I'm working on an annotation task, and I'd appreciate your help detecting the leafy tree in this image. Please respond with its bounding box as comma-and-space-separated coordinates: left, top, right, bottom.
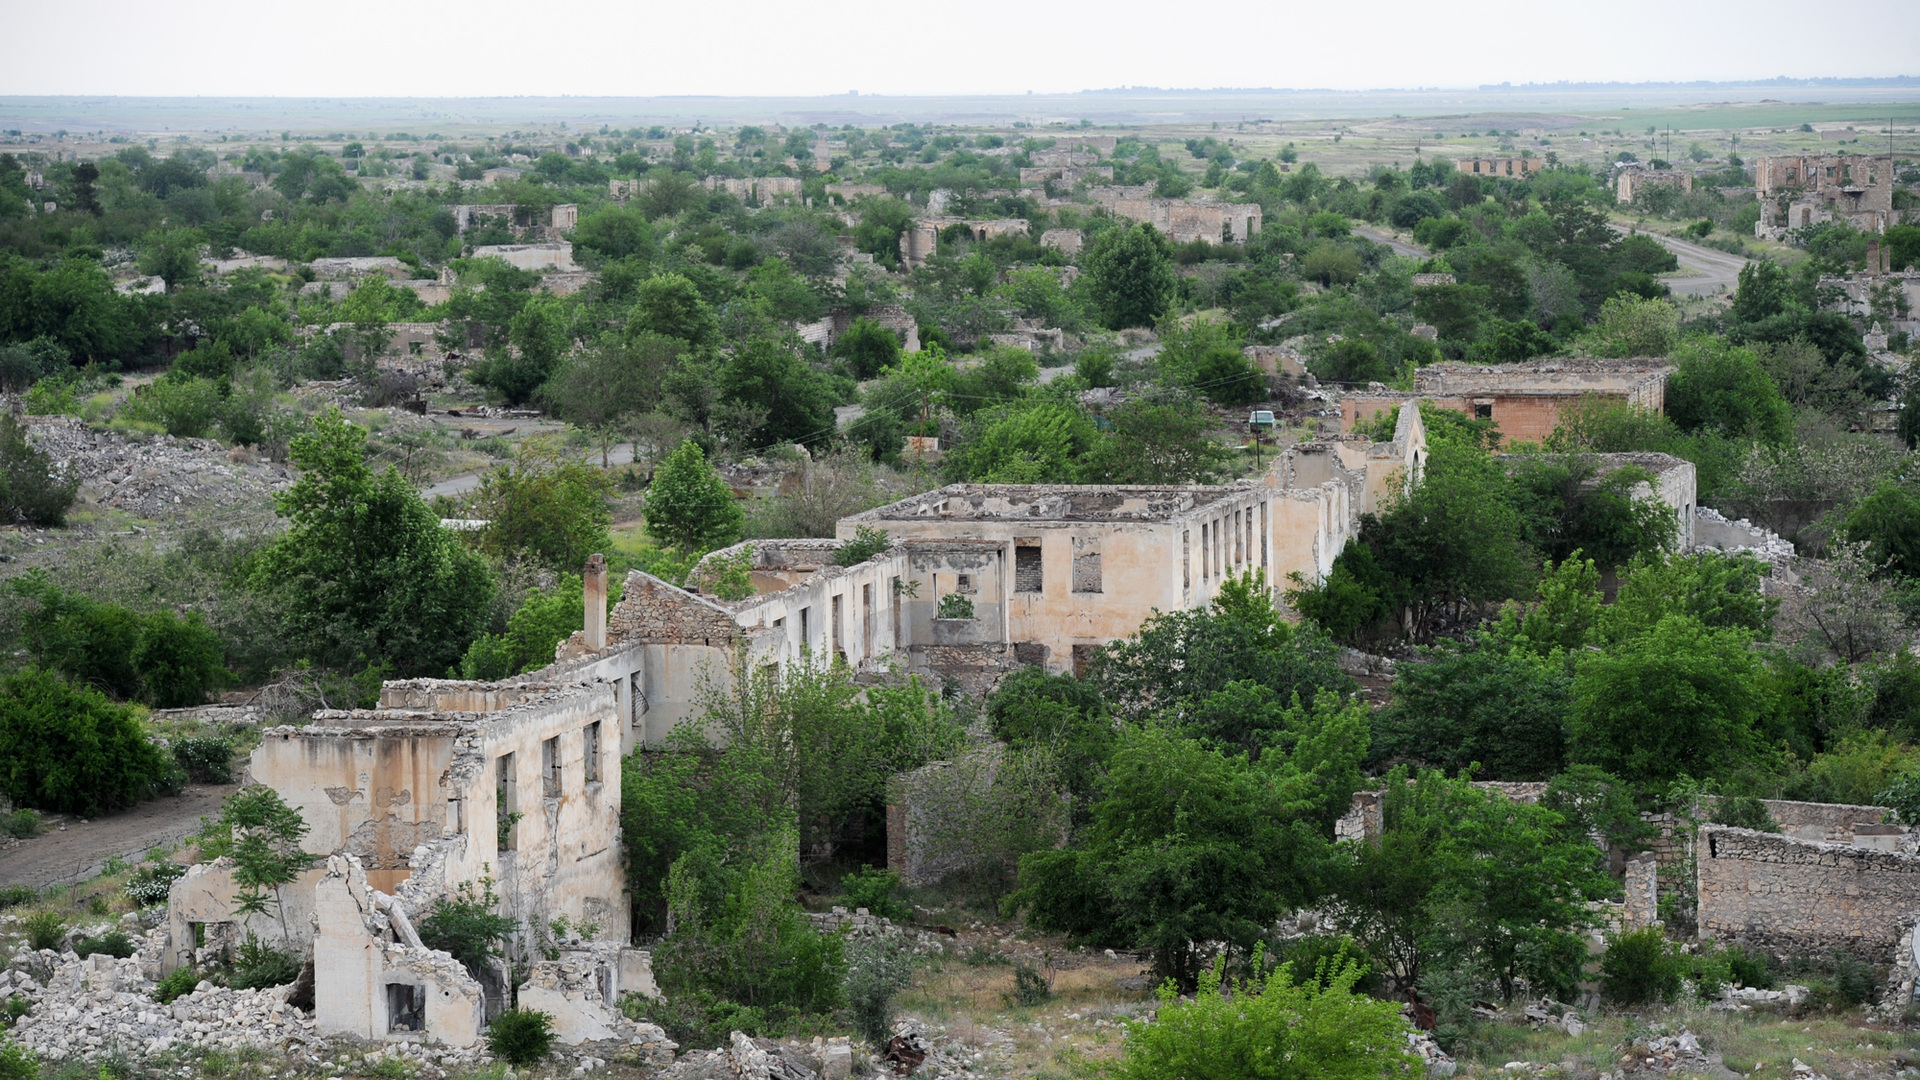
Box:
538, 337, 669, 465
471, 438, 614, 573
1082, 392, 1232, 484
209, 787, 315, 937
1665, 339, 1792, 443
645, 439, 744, 555
1373, 636, 1570, 780
251, 410, 494, 676
570, 204, 656, 267
718, 337, 838, 446
1104, 953, 1417, 1080
0, 411, 78, 526
1730, 260, 1790, 324
1598, 550, 1775, 645
459, 575, 588, 679
986, 667, 1115, 810
628, 273, 719, 349
944, 400, 1096, 484
1586, 295, 1678, 358
1506, 455, 1678, 569
1569, 614, 1775, 786
0, 669, 175, 816
1332, 769, 1614, 998
1093, 572, 1352, 722
1081, 223, 1176, 330
1013, 710, 1366, 989
1841, 481, 1920, 580
475, 293, 569, 406
418, 878, 518, 979
131, 609, 228, 708
833, 318, 900, 380
137, 227, 204, 292
1155, 320, 1262, 404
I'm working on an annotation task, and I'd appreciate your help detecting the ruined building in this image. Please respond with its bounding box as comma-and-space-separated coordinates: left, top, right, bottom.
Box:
1614, 164, 1694, 204
1753, 153, 1897, 238
1455, 157, 1543, 178
1341, 358, 1673, 444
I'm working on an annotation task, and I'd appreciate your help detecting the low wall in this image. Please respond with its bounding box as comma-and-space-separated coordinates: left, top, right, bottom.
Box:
1698, 825, 1920, 957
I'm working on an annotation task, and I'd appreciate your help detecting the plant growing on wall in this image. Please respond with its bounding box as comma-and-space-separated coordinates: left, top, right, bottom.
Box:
935, 593, 975, 620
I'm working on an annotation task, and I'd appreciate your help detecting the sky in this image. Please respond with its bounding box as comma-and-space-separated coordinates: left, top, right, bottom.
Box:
4, 0, 1918, 98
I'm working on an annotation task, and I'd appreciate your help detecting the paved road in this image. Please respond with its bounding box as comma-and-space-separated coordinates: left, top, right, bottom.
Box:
1352, 224, 1428, 258
0, 784, 238, 889
1623, 228, 1751, 297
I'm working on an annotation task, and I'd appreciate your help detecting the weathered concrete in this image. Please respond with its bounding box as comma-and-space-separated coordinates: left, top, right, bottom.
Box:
1342, 359, 1674, 443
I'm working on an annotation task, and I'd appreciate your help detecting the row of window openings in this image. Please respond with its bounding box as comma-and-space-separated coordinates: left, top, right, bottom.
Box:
771, 582, 882, 659
1190, 506, 1268, 587
495, 722, 601, 850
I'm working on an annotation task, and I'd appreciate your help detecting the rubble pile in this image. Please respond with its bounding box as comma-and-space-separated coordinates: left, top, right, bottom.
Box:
1613, 1030, 1715, 1076
22, 415, 292, 519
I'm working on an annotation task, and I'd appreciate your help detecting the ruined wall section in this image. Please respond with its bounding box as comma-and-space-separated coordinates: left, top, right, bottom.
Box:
1698, 825, 1920, 957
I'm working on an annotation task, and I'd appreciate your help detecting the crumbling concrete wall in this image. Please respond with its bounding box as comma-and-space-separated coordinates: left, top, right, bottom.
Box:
1456, 157, 1543, 178
471, 242, 577, 273
518, 944, 659, 1045
1698, 825, 1920, 957
312, 855, 485, 1046
1341, 360, 1674, 442
162, 860, 325, 974
1761, 799, 1893, 844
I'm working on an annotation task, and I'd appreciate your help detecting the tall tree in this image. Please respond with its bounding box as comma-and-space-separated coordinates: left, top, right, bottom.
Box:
1081, 223, 1176, 330
644, 439, 744, 555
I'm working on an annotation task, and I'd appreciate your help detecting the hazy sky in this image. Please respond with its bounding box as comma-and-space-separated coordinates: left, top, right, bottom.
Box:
6, 0, 1918, 98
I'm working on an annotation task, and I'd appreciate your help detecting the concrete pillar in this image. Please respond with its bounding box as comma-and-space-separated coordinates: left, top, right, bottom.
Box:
584, 554, 607, 651
1623, 852, 1659, 930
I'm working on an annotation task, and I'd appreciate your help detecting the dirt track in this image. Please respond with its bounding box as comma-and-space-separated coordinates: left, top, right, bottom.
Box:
0, 784, 237, 890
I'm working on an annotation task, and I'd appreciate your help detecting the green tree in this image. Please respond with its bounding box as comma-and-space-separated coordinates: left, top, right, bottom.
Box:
1569, 614, 1776, 786
251, 410, 494, 676
132, 609, 229, 709
1665, 339, 1792, 443
1332, 769, 1614, 998
471, 437, 614, 573
570, 204, 657, 267
718, 337, 838, 446
0, 411, 78, 526
1081, 223, 1176, 330
0, 668, 175, 816
137, 227, 204, 292
459, 575, 588, 680
537, 337, 669, 465
945, 401, 1098, 484
1730, 260, 1790, 324
1841, 481, 1920, 580
1155, 320, 1262, 404
1373, 636, 1570, 780
1586, 295, 1678, 358
476, 293, 569, 406
645, 439, 745, 555
1082, 392, 1233, 484
833, 318, 901, 380
628, 273, 718, 349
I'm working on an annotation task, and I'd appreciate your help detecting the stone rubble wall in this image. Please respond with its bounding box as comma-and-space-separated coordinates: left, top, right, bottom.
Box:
1697, 825, 1920, 958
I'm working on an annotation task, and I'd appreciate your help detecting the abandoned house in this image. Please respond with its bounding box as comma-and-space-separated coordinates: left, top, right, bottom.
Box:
1455, 157, 1543, 178
1753, 153, 1897, 238
1340, 358, 1674, 444
1614, 164, 1694, 204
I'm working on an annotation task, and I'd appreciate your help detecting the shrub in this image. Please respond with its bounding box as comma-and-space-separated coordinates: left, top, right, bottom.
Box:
1724, 944, 1775, 990
417, 879, 517, 980
1, 810, 39, 839
0, 669, 178, 816
834, 525, 891, 567
0, 411, 79, 527
0, 1033, 35, 1080
1111, 952, 1417, 1080
0, 887, 35, 909
153, 966, 199, 1004
843, 936, 915, 1049
75, 930, 136, 959
125, 861, 189, 907
133, 610, 229, 709
170, 737, 234, 784
1282, 934, 1379, 994
21, 910, 63, 952
935, 593, 975, 620
227, 933, 301, 989
1600, 926, 1683, 1006
0, 998, 26, 1026
485, 1008, 555, 1065
1007, 965, 1052, 1007
626, 990, 767, 1051
1807, 952, 1877, 1008
838, 865, 909, 922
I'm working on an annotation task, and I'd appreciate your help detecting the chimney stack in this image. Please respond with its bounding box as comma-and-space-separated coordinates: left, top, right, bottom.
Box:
584, 554, 607, 651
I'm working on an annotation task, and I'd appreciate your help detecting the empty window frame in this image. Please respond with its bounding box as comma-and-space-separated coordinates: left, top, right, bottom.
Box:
387, 984, 425, 1032
496, 752, 517, 851
831, 593, 845, 657
1014, 541, 1043, 593
1071, 536, 1102, 593
542, 736, 561, 798
583, 721, 601, 784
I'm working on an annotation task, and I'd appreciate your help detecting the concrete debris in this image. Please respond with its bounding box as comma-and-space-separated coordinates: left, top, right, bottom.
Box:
1406, 1028, 1456, 1077
1714, 983, 1810, 1010
21, 414, 292, 519
1791, 1059, 1833, 1080
1619, 1029, 1715, 1075
666, 1031, 846, 1080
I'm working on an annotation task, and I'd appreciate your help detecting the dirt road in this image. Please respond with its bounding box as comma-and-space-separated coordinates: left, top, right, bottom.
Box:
0, 784, 237, 890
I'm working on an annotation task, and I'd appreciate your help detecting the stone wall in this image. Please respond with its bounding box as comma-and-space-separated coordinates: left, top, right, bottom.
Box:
1697, 825, 1920, 958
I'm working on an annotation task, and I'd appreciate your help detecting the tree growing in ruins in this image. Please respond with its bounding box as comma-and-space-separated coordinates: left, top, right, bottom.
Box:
1080, 222, 1176, 330
644, 439, 744, 556
470, 436, 614, 573
199, 786, 316, 943
251, 409, 494, 677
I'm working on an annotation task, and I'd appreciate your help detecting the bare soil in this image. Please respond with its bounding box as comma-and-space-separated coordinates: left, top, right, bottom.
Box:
0, 783, 238, 889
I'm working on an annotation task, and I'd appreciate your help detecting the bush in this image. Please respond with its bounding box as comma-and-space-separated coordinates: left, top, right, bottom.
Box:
1111, 952, 1416, 1080
133, 610, 229, 708
1, 810, 39, 839
0, 412, 78, 527
486, 1008, 555, 1065
0, 1033, 35, 1080
125, 861, 188, 907
1724, 944, 1774, 990
834, 526, 891, 567
0, 669, 178, 816
226, 933, 300, 989
153, 966, 199, 1004
170, 737, 234, 784
1281, 934, 1379, 994
837, 865, 909, 922
627, 989, 768, 1051
843, 936, 915, 1049
75, 930, 136, 959
1805, 952, 1877, 1009
1600, 926, 1683, 1006
1008, 965, 1052, 1007
417, 879, 517, 979
21, 910, 63, 952
935, 593, 975, 620
0, 887, 35, 909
